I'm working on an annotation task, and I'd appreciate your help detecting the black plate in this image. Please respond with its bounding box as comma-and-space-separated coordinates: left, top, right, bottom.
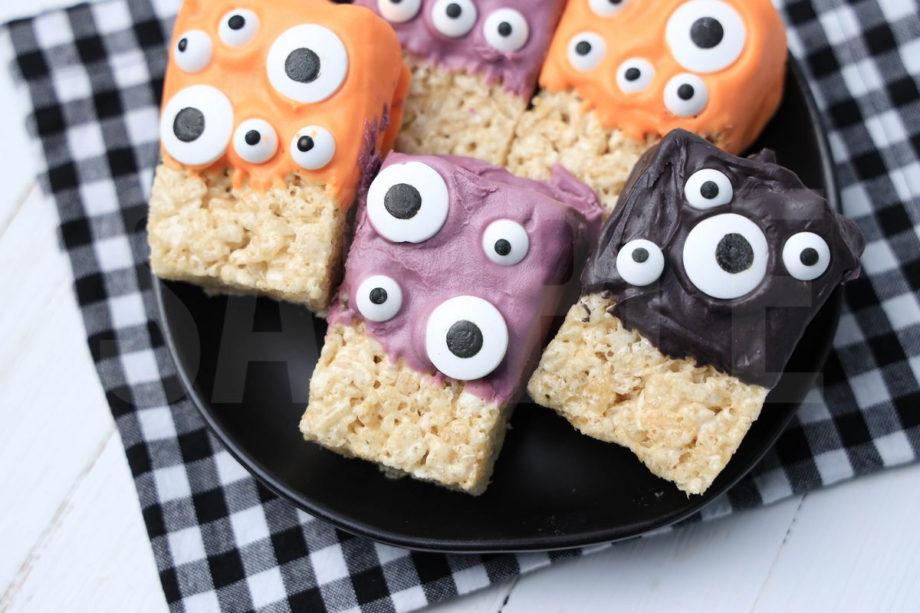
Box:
155, 59, 840, 553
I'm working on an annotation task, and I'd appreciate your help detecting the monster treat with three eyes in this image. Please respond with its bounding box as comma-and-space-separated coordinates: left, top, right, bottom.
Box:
351, 0, 567, 165
300, 153, 602, 494
528, 130, 864, 495
507, 0, 788, 213
147, 0, 409, 313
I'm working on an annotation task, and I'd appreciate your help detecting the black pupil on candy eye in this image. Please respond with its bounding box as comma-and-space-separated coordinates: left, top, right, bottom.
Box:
625, 67, 641, 81
446, 320, 484, 358
632, 247, 649, 263
700, 180, 719, 199
228, 15, 245, 30
297, 136, 314, 152
494, 239, 512, 256
285, 48, 320, 83
178, 38, 188, 52
716, 233, 754, 274
800, 248, 820, 267
678, 84, 695, 100
174, 107, 205, 143
245, 130, 261, 146
369, 288, 388, 305
690, 17, 724, 49
446, 3, 461, 18
384, 183, 422, 219
498, 22, 512, 36
575, 41, 592, 56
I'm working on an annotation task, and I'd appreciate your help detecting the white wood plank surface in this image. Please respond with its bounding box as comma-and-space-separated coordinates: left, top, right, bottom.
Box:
1, 1, 919, 611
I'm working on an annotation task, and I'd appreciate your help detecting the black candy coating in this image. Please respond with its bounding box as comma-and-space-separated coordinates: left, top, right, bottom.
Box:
582, 129, 865, 388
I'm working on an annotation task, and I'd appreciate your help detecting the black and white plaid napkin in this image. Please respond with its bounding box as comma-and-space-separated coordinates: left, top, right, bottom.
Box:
4, 0, 919, 610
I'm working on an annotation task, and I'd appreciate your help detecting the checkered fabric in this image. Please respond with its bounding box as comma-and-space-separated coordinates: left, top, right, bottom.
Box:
3, 0, 919, 610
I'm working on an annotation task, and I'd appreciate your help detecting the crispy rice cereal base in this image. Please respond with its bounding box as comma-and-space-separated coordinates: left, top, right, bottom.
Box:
300, 321, 513, 495
148, 165, 346, 314
394, 53, 529, 166
506, 89, 661, 214
527, 293, 768, 495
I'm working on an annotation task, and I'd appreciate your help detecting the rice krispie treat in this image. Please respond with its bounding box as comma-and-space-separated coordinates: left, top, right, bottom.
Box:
528, 130, 865, 495
352, 0, 566, 165
507, 0, 788, 212
301, 153, 602, 494
148, 0, 409, 313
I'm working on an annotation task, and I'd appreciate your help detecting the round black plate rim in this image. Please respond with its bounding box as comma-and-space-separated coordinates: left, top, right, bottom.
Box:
154, 56, 841, 553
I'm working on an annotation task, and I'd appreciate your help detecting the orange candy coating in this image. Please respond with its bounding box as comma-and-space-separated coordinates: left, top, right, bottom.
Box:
540, 0, 788, 154
161, 0, 410, 202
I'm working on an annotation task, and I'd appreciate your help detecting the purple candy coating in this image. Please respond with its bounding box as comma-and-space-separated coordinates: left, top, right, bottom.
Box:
329, 153, 602, 404
352, 0, 566, 97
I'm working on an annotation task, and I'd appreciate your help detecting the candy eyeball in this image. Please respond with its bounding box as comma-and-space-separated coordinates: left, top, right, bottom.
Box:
684, 168, 733, 209
290, 126, 336, 170
432, 0, 477, 38
664, 73, 709, 117
267, 24, 348, 104
482, 219, 529, 266
783, 232, 831, 281
367, 162, 450, 243
233, 119, 278, 164
616, 239, 665, 286
483, 9, 529, 53
160, 85, 234, 167
377, 0, 422, 23
666, 0, 747, 73
174, 30, 212, 73
219, 9, 260, 47
589, 0, 628, 17
425, 296, 509, 381
567, 32, 606, 72
616, 58, 655, 93
356, 275, 403, 322
682, 213, 769, 299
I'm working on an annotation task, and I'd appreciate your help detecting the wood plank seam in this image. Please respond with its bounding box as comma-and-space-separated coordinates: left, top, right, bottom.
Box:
0, 427, 116, 607
0, 182, 38, 242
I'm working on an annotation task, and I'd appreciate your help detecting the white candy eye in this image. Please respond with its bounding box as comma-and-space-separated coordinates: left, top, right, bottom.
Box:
666, 0, 746, 73
377, 0, 421, 23
616, 58, 655, 93
233, 119, 278, 164
367, 162, 450, 243
482, 219, 529, 266
589, 0, 628, 17
356, 275, 403, 322
684, 168, 733, 209
617, 239, 665, 286
664, 73, 709, 117
160, 85, 233, 167
783, 232, 831, 281
219, 9, 259, 47
483, 9, 529, 53
432, 0, 477, 38
683, 213, 768, 300
425, 296, 508, 381
567, 32, 606, 72
174, 30, 212, 73
290, 126, 335, 170
267, 25, 348, 104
